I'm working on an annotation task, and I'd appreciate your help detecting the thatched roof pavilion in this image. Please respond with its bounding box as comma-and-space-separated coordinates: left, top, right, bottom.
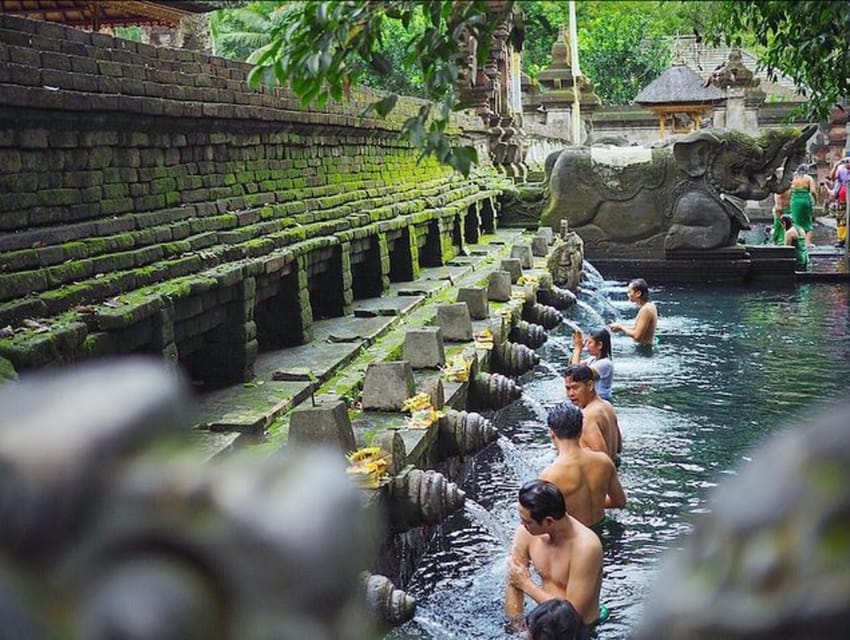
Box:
636, 63, 726, 137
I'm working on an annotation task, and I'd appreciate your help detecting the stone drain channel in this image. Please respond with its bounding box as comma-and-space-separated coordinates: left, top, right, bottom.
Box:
190, 226, 582, 628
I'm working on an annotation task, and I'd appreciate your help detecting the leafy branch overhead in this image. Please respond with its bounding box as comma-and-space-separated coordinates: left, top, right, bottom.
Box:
706, 1, 850, 120
246, 1, 513, 176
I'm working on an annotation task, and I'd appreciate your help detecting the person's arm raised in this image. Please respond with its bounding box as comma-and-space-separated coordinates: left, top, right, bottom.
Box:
570, 330, 584, 365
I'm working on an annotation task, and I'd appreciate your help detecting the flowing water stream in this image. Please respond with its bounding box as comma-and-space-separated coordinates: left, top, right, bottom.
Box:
388, 268, 850, 639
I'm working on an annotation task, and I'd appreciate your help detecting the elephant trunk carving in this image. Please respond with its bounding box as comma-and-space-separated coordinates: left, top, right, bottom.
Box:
542, 126, 816, 257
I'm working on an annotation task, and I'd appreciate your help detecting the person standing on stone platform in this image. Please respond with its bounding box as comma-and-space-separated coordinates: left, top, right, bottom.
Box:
790, 164, 817, 247
772, 186, 791, 245
781, 214, 809, 270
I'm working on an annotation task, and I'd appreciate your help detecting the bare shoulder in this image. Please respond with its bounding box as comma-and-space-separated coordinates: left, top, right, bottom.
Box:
575, 521, 603, 557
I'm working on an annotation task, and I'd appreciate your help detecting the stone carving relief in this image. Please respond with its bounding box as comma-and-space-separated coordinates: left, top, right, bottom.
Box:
542, 126, 816, 256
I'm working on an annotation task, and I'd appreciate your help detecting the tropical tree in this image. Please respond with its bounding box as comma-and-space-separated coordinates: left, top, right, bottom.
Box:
577, 9, 672, 105
705, 1, 850, 120
209, 2, 286, 61
245, 1, 512, 175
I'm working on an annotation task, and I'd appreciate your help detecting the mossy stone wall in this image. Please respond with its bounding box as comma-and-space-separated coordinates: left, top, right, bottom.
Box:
0, 14, 506, 384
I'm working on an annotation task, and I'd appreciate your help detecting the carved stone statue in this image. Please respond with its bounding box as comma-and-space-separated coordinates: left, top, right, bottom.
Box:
0, 359, 378, 640
635, 398, 850, 640
542, 126, 816, 257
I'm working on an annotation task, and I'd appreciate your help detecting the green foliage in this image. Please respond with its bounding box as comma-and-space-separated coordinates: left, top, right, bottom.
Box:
209, 2, 287, 61
113, 26, 143, 42
705, 1, 850, 120
577, 8, 673, 105
519, 1, 728, 105
243, 1, 511, 176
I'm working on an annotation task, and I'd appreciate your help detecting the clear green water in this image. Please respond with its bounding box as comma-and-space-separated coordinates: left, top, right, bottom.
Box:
388, 277, 850, 639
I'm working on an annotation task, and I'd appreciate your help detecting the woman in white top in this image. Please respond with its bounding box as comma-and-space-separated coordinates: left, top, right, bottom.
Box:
570, 327, 614, 402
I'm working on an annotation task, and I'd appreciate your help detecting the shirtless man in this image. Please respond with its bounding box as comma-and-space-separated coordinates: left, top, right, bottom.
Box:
609, 278, 657, 345
540, 402, 626, 529
564, 364, 622, 462
505, 479, 603, 627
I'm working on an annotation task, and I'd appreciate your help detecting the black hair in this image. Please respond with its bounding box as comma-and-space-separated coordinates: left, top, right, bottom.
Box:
564, 363, 594, 385
526, 599, 590, 640
588, 327, 612, 360
547, 401, 583, 440
518, 479, 566, 522
780, 214, 794, 230
628, 278, 650, 301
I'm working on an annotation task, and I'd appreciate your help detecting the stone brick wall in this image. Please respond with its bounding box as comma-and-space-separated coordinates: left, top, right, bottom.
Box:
0, 14, 505, 383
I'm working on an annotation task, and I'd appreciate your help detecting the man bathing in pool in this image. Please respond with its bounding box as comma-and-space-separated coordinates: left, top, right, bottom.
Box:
505, 479, 603, 628
540, 402, 626, 531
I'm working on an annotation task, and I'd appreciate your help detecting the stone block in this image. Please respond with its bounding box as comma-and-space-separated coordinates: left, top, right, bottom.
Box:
361, 361, 416, 411
420, 376, 445, 410
499, 259, 523, 284
436, 303, 473, 342
531, 235, 549, 257
537, 227, 555, 245
403, 327, 445, 369
288, 397, 356, 452
510, 244, 533, 269
487, 271, 512, 302
456, 287, 489, 320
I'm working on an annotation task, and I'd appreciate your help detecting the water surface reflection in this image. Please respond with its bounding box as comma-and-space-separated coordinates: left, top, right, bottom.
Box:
389, 280, 850, 639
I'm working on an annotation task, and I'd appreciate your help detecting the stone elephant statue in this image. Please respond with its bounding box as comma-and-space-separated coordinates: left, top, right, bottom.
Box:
541, 126, 816, 257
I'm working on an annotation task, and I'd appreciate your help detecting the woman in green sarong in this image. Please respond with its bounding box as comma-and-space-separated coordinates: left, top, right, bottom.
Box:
781, 214, 809, 270
790, 164, 816, 247
772, 187, 791, 245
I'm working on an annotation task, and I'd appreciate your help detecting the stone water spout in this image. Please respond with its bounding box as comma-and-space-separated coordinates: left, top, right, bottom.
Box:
388, 467, 465, 531
492, 340, 541, 376
523, 301, 563, 329
438, 409, 499, 457
537, 284, 577, 310
0, 359, 377, 640
360, 571, 417, 628
470, 371, 523, 410
508, 319, 548, 349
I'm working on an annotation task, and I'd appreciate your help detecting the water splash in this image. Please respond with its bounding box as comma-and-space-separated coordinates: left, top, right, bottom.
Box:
573, 298, 607, 327
497, 436, 538, 483
464, 499, 512, 546
582, 259, 606, 288
580, 288, 621, 324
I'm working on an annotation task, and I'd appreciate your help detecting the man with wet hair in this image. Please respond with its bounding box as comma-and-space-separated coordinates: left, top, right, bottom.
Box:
610, 278, 657, 345
504, 479, 603, 627
564, 364, 622, 462
541, 402, 626, 530
526, 598, 590, 640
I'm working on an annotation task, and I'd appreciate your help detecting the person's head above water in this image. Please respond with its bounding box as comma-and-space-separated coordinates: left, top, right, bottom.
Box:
587, 327, 612, 360
564, 364, 597, 408
518, 479, 567, 526
526, 598, 589, 640
548, 401, 583, 441
780, 214, 794, 230
627, 278, 650, 302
